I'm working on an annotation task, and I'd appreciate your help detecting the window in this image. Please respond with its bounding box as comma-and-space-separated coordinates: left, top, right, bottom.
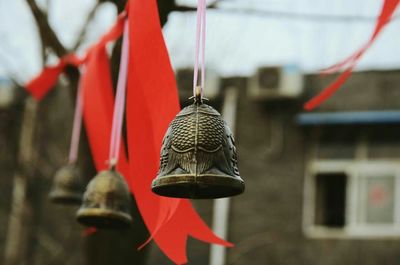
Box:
314, 173, 347, 228
356, 173, 394, 224
304, 162, 400, 238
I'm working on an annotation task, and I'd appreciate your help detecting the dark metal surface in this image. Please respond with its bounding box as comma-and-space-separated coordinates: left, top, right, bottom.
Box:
76, 169, 132, 229
152, 102, 245, 199
49, 165, 84, 205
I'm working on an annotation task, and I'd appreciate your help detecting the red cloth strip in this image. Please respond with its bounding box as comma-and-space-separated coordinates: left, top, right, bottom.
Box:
79, 16, 127, 239
81, 38, 129, 176
24, 14, 125, 101
304, 0, 400, 111
25, 54, 83, 100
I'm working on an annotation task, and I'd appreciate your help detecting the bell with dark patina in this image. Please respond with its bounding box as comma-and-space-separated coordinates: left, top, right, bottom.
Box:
152, 91, 245, 199
49, 165, 84, 205
76, 169, 132, 229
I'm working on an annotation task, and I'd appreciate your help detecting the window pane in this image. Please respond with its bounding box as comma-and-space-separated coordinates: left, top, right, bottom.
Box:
315, 173, 347, 227
360, 175, 395, 224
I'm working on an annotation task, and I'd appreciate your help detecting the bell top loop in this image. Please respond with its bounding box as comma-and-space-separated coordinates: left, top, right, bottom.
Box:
194, 85, 203, 104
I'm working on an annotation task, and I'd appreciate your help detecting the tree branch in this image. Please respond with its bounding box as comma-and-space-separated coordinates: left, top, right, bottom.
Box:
72, 2, 101, 50
173, 0, 221, 12
25, 0, 67, 57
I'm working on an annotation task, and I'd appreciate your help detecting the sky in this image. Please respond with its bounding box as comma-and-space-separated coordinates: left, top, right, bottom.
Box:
1, 0, 400, 82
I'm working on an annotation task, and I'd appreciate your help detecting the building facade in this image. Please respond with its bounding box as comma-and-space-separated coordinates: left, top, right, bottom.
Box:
147, 69, 400, 265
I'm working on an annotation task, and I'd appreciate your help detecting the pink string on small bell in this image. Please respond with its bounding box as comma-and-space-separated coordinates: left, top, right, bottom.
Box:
193, 0, 207, 99
68, 68, 85, 165
109, 20, 130, 168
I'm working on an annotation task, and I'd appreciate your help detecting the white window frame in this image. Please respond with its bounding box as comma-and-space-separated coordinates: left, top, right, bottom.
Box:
303, 160, 400, 239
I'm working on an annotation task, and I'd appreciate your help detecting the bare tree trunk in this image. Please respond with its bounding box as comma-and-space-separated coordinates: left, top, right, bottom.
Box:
4, 98, 38, 265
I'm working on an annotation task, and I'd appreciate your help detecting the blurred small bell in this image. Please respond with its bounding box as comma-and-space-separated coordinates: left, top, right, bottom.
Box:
49, 165, 84, 205
152, 91, 245, 199
76, 169, 132, 229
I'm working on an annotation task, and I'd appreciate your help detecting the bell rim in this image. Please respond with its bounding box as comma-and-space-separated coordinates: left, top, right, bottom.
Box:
151, 173, 245, 199
76, 207, 132, 229
49, 191, 82, 205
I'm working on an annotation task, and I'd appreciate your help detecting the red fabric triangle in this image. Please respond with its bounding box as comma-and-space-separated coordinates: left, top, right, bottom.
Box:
304, 0, 400, 110
25, 54, 83, 100
24, 15, 125, 101
81, 36, 129, 176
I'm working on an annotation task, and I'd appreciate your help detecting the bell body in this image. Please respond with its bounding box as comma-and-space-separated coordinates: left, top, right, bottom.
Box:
152, 103, 245, 199
76, 169, 132, 229
49, 165, 84, 205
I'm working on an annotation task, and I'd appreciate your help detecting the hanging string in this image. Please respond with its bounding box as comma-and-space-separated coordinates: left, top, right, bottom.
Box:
193, 0, 207, 99
201, 0, 206, 93
109, 19, 129, 167
68, 68, 85, 164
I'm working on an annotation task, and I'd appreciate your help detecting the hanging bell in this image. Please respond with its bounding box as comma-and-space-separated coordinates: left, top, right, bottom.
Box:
152, 93, 245, 199
76, 169, 132, 229
49, 165, 84, 205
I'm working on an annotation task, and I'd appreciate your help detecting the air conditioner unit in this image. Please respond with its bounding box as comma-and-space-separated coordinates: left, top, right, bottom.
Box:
247, 65, 303, 100
175, 68, 220, 100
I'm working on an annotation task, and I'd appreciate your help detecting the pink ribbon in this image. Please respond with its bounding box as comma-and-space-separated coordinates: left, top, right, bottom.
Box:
68, 68, 85, 164
109, 19, 129, 166
193, 0, 207, 98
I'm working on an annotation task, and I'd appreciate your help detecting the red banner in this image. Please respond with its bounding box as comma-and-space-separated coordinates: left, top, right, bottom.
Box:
304, 0, 400, 110
80, 42, 130, 175
25, 13, 125, 100
25, 54, 83, 100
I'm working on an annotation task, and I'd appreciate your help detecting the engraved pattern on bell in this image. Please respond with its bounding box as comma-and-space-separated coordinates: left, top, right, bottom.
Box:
76, 170, 132, 229
152, 103, 245, 199
49, 165, 84, 205
171, 106, 224, 153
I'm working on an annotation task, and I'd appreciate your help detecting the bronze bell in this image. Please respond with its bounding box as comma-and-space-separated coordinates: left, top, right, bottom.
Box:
76, 169, 132, 229
152, 93, 245, 199
49, 165, 84, 205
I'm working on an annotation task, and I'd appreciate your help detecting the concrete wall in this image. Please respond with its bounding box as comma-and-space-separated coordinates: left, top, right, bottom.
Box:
2, 70, 400, 265
147, 70, 400, 265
